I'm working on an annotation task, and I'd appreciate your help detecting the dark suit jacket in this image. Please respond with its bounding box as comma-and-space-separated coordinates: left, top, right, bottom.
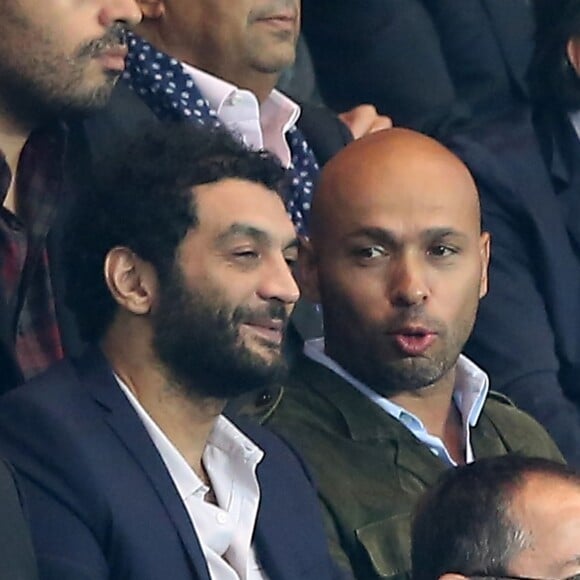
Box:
303, 0, 533, 135
0, 348, 344, 580
265, 354, 563, 580
0, 459, 38, 580
448, 106, 580, 467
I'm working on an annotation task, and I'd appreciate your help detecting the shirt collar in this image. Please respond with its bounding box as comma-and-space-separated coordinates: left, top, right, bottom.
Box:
114, 374, 264, 501
182, 63, 299, 125
303, 337, 489, 430
181, 62, 300, 166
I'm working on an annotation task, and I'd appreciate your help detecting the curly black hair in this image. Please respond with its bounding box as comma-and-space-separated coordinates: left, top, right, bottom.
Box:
65, 122, 286, 342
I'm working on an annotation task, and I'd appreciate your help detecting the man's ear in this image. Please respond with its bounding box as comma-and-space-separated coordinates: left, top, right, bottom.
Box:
479, 231, 491, 299
297, 237, 322, 303
567, 37, 580, 77
104, 248, 158, 316
136, 0, 165, 20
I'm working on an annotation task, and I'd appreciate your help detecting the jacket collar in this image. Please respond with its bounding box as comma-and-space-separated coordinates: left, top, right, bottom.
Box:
72, 348, 212, 580
534, 105, 580, 189
289, 354, 518, 486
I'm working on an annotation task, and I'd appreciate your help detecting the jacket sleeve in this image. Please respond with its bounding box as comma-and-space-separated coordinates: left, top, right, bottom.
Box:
0, 460, 39, 580
13, 470, 108, 580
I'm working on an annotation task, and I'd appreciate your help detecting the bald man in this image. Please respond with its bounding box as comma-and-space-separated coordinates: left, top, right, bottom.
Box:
263, 128, 563, 580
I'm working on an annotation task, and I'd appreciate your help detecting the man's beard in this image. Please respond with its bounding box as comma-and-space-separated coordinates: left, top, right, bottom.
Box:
326, 305, 475, 398
151, 268, 289, 400
0, 22, 126, 127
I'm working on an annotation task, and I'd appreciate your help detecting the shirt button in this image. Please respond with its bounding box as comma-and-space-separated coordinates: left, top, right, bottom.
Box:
255, 389, 273, 407
217, 512, 228, 525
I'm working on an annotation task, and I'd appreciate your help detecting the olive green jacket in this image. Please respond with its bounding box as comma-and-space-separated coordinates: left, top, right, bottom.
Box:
264, 354, 564, 580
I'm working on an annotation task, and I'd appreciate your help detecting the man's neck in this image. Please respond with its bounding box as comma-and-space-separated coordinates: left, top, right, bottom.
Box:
0, 121, 31, 213
102, 332, 226, 479
389, 370, 465, 464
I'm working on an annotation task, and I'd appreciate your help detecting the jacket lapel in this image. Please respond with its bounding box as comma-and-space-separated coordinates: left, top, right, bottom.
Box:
295, 355, 447, 487
470, 412, 510, 458
553, 140, 580, 257
74, 349, 211, 580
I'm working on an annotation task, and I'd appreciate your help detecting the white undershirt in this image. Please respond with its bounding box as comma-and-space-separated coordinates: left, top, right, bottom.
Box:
182, 63, 300, 168
116, 376, 268, 580
569, 110, 580, 142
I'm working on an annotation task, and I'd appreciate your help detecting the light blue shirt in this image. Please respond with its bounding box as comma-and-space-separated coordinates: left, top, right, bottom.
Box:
304, 338, 489, 467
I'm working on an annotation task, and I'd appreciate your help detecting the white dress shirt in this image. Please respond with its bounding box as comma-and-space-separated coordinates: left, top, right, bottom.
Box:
182, 63, 300, 168
116, 376, 268, 580
304, 338, 489, 466
569, 110, 580, 142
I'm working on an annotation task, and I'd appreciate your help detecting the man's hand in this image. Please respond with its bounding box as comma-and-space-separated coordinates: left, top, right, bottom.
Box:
338, 105, 393, 140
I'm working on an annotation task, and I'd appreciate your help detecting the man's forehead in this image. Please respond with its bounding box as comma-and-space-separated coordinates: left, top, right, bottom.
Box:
193, 178, 281, 210
192, 178, 295, 239
312, 181, 479, 243
312, 129, 479, 236
216, 220, 297, 245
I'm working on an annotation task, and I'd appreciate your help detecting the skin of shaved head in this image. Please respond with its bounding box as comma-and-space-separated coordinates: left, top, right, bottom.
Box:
301, 128, 490, 397
309, 128, 482, 246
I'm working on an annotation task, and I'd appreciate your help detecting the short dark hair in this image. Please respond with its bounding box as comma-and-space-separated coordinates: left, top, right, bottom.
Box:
411, 455, 578, 580
529, 0, 580, 108
65, 122, 287, 342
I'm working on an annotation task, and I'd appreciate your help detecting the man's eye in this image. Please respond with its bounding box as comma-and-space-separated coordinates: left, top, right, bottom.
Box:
428, 245, 458, 257
355, 246, 386, 259
232, 250, 259, 260
284, 254, 298, 267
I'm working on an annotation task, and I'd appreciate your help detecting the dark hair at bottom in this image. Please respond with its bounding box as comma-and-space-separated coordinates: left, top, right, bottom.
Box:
411, 455, 578, 580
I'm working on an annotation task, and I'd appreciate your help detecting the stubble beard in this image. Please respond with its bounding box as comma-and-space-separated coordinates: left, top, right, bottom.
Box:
328, 309, 475, 398
0, 22, 126, 128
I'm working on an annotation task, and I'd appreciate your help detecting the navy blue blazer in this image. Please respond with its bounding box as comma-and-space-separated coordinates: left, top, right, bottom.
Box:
0, 349, 343, 579
448, 106, 580, 467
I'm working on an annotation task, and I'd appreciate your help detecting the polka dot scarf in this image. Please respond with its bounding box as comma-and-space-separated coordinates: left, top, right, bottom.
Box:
123, 32, 319, 236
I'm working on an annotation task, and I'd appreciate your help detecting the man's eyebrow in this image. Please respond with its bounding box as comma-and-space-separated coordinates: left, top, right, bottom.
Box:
346, 227, 398, 244
421, 227, 469, 242
283, 237, 300, 252
216, 223, 298, 251
216, 223, 270, 245
346, 226, 469, 243
560, 554, 580, 568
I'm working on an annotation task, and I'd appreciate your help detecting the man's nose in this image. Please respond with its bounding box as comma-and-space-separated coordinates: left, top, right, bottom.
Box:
99, 0, 142, 28
388, 253, 429, 307
258, 255, 301, 306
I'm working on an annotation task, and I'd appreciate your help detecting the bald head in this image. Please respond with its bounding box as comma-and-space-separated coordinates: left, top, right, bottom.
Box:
310, 128, 481, 245
300, 127, 490, 397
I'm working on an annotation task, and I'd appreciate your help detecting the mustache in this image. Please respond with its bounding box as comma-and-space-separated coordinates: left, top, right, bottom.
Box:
76, 22, 127, 59
232, 302, 289, 326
